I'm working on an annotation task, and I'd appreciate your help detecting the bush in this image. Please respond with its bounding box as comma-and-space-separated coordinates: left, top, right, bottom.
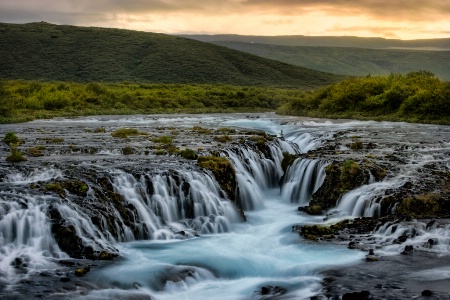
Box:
180, 148, 197, 160
3, 132, 21, 145
122, 146, 135, 155
6, 146, 27, 162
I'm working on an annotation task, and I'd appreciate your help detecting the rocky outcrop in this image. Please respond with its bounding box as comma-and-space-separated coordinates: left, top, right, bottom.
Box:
299, 159, 386, 215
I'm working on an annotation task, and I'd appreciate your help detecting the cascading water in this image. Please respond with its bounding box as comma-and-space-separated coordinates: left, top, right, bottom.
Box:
281, 158, 327, 204
111, 170, 242, 240
1, 113, 448, 299
0, 190, 67, 290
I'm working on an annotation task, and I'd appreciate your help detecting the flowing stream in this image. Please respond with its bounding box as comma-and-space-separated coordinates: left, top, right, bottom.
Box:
0, 113, 449, 299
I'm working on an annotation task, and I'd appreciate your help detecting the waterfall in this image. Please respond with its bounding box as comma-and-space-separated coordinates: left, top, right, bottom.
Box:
111, 170, 242, 240
281, 158, 327, 204
225, 141, 295, 210
0, 191, 67, 287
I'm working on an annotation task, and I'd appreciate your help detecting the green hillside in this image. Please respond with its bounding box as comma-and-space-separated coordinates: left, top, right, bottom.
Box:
182, 34, 450, 50
209, 42, 450, 80
0, 22, 344, 88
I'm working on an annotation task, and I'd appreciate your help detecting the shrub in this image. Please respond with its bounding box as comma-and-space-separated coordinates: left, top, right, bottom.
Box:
180, 148, 197, 160
122, 146, 135, 155
3, 132, 21, 145
6, 146, 27, 162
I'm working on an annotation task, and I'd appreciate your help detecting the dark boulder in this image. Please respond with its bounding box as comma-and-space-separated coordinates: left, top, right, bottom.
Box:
342, 291, 370, 300
422, 290, 433, 296
401, 245, 414, 255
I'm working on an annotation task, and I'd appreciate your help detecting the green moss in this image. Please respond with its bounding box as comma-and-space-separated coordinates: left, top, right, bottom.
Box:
396, 193, 444, 218
155, 149, 165, 155
6, 146, 27, 162
197, 156, 236, 201
45, 182, 64, 194
2, 132, 21, 145
192, 126, 212, 134
122, 146, 135, 155
350, 141, 363, 150
281, 152, 299, 172
180, 148, 197, 160
27, 147, 43, 156
151, 135, 173, 144
214, 135, 233, 143
111, 128, 140, 138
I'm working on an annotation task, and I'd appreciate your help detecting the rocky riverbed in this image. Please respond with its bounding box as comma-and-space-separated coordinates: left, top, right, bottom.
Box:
0, 113, 449, 299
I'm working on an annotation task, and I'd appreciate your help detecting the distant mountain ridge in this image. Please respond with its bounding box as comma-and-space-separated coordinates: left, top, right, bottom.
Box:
0, 22, 344, 88
181, 34, 450, 50
181, 35, 450, 80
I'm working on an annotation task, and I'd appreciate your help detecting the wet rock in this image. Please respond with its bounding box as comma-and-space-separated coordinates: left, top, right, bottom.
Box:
422, 290, 433, 296
74, 266, 90, 277
98, 250, 119, 260
394, 235, 408, 244
11, 257, 28, 269
428, 238, 439, 246
401, 245, 414, 255
342, 291, 370, 300
368, 249, 374, 255
426, 220, 436, 229
60, 277, 70, 282
258, 285, 286, 296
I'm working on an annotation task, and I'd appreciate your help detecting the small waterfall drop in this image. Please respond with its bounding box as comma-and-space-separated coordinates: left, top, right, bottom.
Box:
281, 158, 327, 204
0, 191, 67, 287
112, 169, 242, 240
225, 142, 293, 210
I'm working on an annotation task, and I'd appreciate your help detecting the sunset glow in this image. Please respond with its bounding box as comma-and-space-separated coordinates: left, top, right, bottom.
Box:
1, 0, 449, 39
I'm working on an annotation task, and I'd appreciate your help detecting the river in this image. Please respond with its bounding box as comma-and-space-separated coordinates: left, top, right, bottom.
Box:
0, 113, 448, 299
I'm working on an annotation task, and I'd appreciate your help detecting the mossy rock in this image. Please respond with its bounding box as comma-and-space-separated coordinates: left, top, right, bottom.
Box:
396, 193, 449, 218
180, 148, 197, 160
6, 147, 27, 162
197, 156, 237, 201
75, 266, 90, 276
2, 132, 22, 145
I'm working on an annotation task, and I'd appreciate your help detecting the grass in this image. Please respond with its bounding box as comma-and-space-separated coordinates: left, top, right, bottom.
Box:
210, 41, 450, 81
111, 128, 141, 138
0, 22, 343, 88
0, 80, 311, 124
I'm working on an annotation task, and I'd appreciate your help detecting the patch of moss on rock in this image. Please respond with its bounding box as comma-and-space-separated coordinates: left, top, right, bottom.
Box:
197, 156, 236, 201
396, 193, 449, 218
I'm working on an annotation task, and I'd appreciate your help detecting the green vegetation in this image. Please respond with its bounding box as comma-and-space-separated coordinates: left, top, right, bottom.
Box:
210, 41, 450, 80
278, 71, 450, 124
0, 22, 342, 88
2, 132, 21, 145
6, 145, 27, 162
27, 147, 43, 156
197, 156, 236, 199
0, 80, 310, 124
180, 148, 197, 160
151, 136, 173, 144
122, 146, 135, 155
111, 128, 141, 138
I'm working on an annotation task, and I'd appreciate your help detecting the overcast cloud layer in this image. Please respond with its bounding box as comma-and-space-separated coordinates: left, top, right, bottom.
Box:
1, 0, 449, 39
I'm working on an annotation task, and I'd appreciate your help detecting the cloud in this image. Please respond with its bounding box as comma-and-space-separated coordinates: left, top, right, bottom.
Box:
0, 0, 449, 39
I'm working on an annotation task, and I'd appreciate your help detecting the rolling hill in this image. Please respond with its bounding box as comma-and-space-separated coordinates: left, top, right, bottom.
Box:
182, 35, 450, 80
208, 41, 450, 80
0, 22, 344, 88
181, 34, 450, 50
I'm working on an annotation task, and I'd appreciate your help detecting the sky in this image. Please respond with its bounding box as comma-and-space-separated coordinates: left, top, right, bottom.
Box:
1, 0, 449, 40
